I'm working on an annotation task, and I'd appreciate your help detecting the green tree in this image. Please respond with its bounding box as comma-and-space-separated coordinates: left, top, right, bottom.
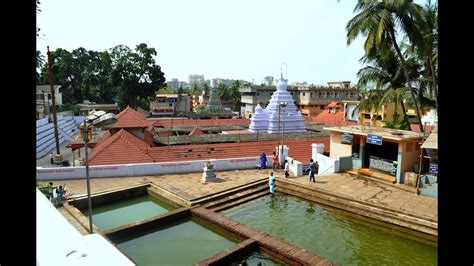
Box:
410, 0, 438, 113
36, 51, 45, 82
347, 0, 425, 132
110, 43, 166, 109
356, 42, 420, 127
176, 86, 190, 94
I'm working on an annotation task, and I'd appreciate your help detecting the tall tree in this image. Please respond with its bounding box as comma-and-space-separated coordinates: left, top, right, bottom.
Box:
347, 0, 425, 132
413, 0, 438, 113
110, 43, 166, 109
357, 42, 419, 127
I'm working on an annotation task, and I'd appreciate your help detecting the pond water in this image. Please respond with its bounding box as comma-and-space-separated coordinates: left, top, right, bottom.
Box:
85, 194, 175, 231
115, 217, 238, 265
223, 193, 437, 265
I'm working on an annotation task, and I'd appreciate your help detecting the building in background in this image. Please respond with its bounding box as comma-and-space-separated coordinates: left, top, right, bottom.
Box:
166, 78, 188, 91
240, 81, 358, 118
264, 76, 274, 86
36, 85, 63, 119
188, 74, 205, 86
150, 94, 192, 116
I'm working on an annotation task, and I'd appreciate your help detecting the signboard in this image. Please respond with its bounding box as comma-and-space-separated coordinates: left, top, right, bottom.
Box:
341, 133, 353, 144
367, 134, 382, 145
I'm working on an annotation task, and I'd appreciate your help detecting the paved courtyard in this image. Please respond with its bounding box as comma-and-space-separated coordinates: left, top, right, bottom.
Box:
50, 169, 437, 222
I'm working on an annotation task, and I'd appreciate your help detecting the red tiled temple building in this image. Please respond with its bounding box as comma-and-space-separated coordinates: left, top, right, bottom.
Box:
77, 106, 330, 166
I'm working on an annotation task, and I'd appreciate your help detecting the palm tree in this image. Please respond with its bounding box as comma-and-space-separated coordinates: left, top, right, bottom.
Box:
357, 42, 422, 127
347, 0, 425, 132
412, 0, 438, 113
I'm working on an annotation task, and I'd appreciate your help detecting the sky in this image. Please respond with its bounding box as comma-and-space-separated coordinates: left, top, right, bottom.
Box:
36, 0, 409, 85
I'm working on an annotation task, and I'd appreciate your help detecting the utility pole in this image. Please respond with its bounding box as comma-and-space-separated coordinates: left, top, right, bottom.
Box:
47, 46, 61, 159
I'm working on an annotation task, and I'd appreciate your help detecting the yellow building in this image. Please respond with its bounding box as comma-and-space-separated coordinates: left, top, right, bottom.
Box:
358, 102, 404, 127
324, 125, 424, 183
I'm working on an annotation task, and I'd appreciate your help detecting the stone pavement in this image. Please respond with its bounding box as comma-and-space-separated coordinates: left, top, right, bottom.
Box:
36, 132, 81, 168
288, 173, 437, 221
54, 169, 273, 200
52, 169, 437, 223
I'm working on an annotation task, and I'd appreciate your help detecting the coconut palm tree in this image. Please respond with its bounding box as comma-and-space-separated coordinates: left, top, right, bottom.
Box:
347, 0, 425, 132
410, 0, 438, 113
357, 40, 426, 127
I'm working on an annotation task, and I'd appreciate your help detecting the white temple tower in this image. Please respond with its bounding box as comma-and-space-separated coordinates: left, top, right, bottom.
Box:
249, 77, 305, 133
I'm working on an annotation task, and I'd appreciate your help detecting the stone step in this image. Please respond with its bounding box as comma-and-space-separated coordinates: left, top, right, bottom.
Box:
205, 184, 268, 209
190, 178, 267, 205
211, 190, 270, 212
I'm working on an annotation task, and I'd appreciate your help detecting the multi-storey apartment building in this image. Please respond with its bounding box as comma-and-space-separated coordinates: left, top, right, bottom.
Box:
240, 81, 359, 118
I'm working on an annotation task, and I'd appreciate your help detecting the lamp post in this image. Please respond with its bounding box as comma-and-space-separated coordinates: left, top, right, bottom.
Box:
82, 118, 93, 233
81, 110, 117, 234
279, 101, 288, 167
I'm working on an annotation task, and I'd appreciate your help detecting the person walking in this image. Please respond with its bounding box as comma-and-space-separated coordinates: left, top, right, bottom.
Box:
47, 182, 55, 201
284, 160, 290, 178
315, 160, 319, 178
268, 171, 276, 194
309, 159, 316, 183
49, 152, 54, 165
272, 151, 279, 171
260, 151, 267, 169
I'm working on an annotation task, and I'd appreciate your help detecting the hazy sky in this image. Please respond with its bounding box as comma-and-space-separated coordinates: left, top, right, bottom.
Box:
36, 0, 397, 85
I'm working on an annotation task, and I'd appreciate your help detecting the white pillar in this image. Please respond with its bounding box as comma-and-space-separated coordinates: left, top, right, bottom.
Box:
276, 145, 289, 165
311, 143, 324, 160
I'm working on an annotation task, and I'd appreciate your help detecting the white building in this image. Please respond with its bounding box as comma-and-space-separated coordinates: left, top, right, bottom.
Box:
167, 79, 188, 91
188, 74, 205, 85
264, 76, 274, 86
36, 85, 63, 119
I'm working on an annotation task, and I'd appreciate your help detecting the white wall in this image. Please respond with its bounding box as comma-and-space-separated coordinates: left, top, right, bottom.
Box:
37, 157, 261, 180
36, 189, 134, 266
287, 156, 303, 177
315, 153, 340, 175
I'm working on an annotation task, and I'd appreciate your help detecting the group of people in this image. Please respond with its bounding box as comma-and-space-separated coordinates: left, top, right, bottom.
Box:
46, 182, 67, 205
262, 149, 320, 194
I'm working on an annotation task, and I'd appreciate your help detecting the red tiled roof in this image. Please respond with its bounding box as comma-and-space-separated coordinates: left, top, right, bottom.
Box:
189, 128, 204, 136
327, 101, 340, 108
88, 131, 330, 166
145, 137, 330, 164
309, 110, 359, 126
87, 129, 153, 165
108, 106, 150, 128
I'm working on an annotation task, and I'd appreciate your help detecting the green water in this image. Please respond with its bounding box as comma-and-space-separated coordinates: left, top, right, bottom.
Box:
223, 193, 437, 265
231, 251, 286, 266
115, 217, 238, 266
86, 194, 175, 231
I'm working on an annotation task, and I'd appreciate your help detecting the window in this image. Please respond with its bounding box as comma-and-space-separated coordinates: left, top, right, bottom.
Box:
310, 93, 313, 98
335, 93, 339, 98
302, 93, 306, 96
256, 93, 260, 96
320, 105, 324, 110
